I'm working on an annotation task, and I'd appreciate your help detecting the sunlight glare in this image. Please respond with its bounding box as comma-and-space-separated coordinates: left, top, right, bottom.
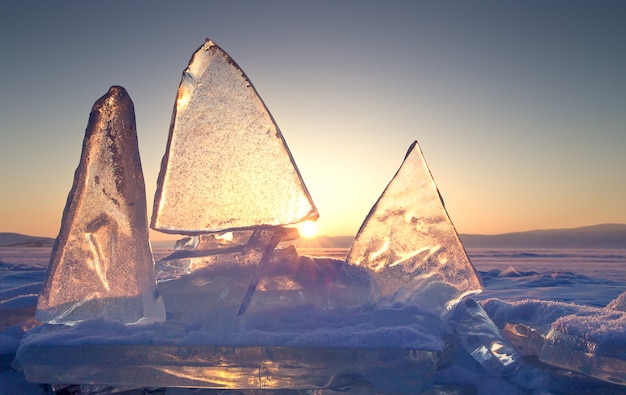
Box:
298, 221, 318, 238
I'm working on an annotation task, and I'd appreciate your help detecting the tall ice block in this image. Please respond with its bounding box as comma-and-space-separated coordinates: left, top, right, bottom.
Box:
35, 86, 166, 325
343, 141, 482, 317
152, 39, 318, 233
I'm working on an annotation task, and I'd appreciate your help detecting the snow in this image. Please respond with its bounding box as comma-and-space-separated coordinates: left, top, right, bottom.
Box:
2, 247, 626, 394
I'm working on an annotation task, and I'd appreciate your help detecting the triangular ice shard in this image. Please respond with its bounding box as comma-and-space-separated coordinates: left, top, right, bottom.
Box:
151, 39, 318, 234
345, 141, 482, 316
35, 86, 166, 325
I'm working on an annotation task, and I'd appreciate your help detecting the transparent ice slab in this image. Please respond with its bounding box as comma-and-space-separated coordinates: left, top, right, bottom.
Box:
17, 342, 439, 393
538, 326, 626, 386
343, 141, 482, 317
151, 39, 318, 234
35, 86, 165, 325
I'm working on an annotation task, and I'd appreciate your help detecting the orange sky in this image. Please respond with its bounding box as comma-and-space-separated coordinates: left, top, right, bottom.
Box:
1, 2, 625, 240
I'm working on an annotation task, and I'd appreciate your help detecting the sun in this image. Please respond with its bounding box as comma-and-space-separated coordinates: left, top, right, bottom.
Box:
297, 221, 318, 238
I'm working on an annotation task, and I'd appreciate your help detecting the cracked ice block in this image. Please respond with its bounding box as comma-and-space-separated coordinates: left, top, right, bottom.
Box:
35, 86, 165, 325
343, 141, 482, 317
151, 39, 318, 234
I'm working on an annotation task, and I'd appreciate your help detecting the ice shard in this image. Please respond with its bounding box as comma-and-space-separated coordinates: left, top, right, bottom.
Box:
151, 39, 318, 234
35, 86, 166, 325
454, 299, 523, 376
343, 141, 482, 317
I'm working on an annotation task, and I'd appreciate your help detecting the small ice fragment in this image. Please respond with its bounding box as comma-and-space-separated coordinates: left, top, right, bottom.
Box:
236, 227, 288, 315
607, 290, 626, 311
502, 322, 546, 357
35, 86, 165, 325
151, 39, 318, 234
454, 299, 523, 376
344, 141, 482, 316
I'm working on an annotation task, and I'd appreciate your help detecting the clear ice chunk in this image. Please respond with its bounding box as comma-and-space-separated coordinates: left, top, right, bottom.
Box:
453, 299, 523, 376
535, 305, 626, 385
502, 322, 546, 358
156, 227, 301, 317
35, 86, 166, 325
485, 299, 626, 386
157, 227, 298, 279
151, 39, 318, 234
157, 246, 347, 325
236, 227, 292, 315
343, 141, 482, 317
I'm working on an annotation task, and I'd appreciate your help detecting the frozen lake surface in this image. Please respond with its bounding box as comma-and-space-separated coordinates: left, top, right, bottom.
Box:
2, 246, 626, 394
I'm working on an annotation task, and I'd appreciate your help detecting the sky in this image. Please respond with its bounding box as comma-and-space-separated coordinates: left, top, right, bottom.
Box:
1, 1, 625, 240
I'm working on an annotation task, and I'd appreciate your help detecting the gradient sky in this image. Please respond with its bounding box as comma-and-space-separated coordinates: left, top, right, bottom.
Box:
1, 1, 625, 240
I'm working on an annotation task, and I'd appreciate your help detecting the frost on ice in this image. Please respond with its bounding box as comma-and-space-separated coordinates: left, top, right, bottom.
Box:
151, 39, 318, 234
35, 86, 165, 325
343, 141, 483, 317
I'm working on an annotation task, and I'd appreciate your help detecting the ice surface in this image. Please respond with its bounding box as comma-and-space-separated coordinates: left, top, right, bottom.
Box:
35, 86, 165, 325
344, 141, 482, 317
7, 248, 626, 393
17, 343, 439, 393
151, 39, 318, 234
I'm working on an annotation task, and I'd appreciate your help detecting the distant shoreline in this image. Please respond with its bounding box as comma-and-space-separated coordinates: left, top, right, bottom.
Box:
2, 223, 625, 250
282, 223, 626, 249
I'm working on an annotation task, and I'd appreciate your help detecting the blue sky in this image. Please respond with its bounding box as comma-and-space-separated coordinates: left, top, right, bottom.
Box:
1, 1, 625, 239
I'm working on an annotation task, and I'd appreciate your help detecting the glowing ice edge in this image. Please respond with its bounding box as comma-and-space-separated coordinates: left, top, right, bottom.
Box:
446, 289, 483, 311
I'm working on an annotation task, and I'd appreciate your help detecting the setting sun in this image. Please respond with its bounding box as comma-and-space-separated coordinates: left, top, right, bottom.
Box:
298, 221, 318, 238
